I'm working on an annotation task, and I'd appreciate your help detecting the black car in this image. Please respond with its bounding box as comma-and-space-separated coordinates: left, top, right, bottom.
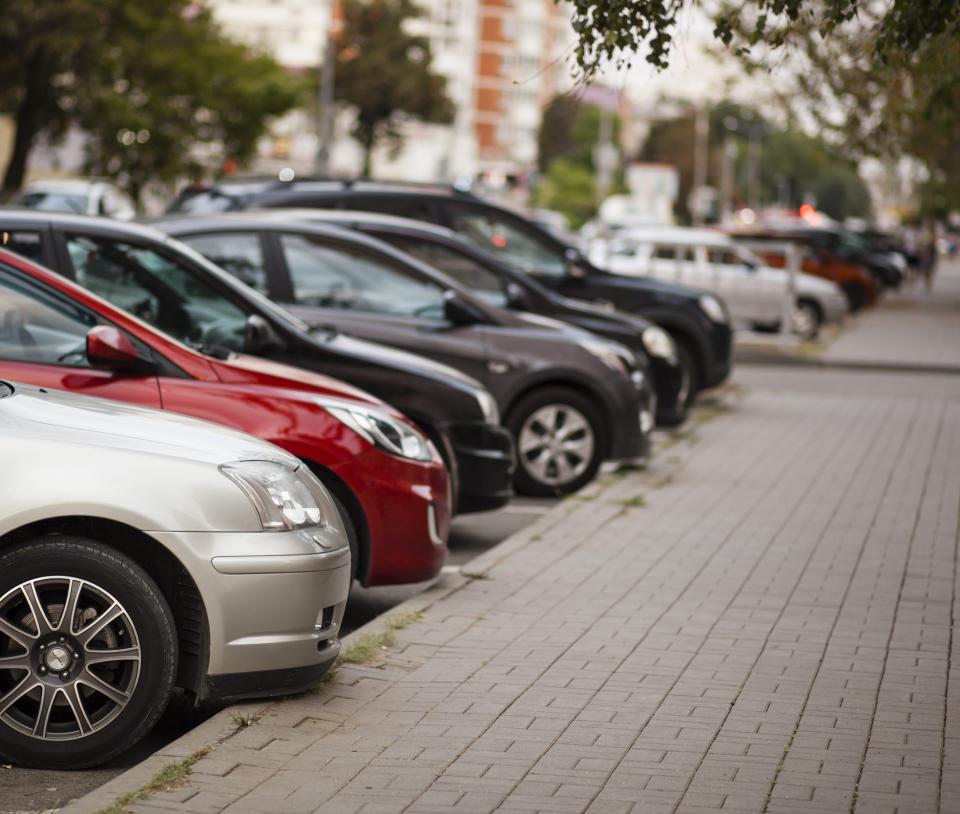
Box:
169, 180, 733, 401
266, 209, 690, 426
0, 210, 514, 512
156, 215, 656, 496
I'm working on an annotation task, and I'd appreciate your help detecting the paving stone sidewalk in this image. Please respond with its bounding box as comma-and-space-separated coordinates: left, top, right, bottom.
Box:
821, 257, 960, 372
70, 379, 960, 814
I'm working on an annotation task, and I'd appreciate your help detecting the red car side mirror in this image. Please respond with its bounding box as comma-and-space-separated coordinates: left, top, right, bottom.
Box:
86, 326, 151, 372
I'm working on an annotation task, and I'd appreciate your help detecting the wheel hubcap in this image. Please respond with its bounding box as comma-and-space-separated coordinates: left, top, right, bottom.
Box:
0, 577, 141, 741
791, 305, 815, 337
518, 404, 595, 487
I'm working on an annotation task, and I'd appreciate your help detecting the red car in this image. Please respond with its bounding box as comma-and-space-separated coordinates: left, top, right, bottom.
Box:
0, 247, 451, 586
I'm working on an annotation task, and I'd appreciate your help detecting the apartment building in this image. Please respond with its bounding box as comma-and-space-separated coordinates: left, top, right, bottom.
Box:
207, 0, 573, 181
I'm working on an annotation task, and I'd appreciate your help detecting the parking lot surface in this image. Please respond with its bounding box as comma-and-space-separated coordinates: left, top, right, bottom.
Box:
67, 355, 960, 813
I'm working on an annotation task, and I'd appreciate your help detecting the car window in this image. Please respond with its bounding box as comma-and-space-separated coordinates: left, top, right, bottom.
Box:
652, 245, 676, 260
706, 247, 742, 265
15, 191, 89, 214
445, 204, 567, 276
384, 236, 508, 307
1, 230, 45, 265
0, 266, 95, 367
180, 232, 269, 293
355, 197, 436, 222
65, 234, 249, 352
279, 233, 448, 319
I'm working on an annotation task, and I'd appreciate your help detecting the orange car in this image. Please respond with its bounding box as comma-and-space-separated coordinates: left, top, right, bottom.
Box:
730, 232, 879, 312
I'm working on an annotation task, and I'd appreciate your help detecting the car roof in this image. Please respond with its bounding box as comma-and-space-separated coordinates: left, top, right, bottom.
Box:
19, 179, 103, 194
614, 227, 733, 247
0, 207, 166, 239
248, 207, 464, 239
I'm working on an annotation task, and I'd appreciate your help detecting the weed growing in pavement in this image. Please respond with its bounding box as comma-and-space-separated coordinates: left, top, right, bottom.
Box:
386, 610, 424, 630
462, 571, 490, 580
339, 630, 397, 663
530, 533, 542, 541
661, 428, 698, 449
95, 746, 212, 814
648, 474, 673, 489
570, 493, 597, 502
617, 494, 647, 508
309, 667, 339, 691
337, 610, 425, 666
231, 711, 256, 729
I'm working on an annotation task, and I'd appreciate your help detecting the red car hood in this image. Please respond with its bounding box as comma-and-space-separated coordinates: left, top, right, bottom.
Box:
210, 353, 386, 409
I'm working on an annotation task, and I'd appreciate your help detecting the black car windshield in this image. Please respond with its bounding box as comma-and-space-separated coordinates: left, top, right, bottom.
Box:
65, 234, 250, 354
17, 191, 88, 214
171, 190, 239, 214
170, 236, 311, 334
446, 204, 568, 277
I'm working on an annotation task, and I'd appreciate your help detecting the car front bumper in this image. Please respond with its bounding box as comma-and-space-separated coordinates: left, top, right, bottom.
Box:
607, 370, 655, 462
648, 355, 685, 424
703, 321, 734, 389
332, 446, 451, 587
152, 527, 351, 700
442, 421, 516, 514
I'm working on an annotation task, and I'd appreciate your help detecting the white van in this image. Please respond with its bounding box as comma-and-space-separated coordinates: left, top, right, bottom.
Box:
588, 227, 848, 339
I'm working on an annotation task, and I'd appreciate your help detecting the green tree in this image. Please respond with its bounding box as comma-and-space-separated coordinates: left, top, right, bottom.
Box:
535, 159, 597, 228
0, 1, 104, 196
334, 0, 454, 175
537, 95, 622, 174
0, 0, 305, 205
562, 0, 959, 75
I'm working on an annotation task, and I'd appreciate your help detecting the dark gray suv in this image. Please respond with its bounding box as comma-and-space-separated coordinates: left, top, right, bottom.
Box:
158, 215, 656, 496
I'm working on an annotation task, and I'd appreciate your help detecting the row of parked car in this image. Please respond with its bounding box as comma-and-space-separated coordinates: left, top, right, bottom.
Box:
0, 181, 742, 768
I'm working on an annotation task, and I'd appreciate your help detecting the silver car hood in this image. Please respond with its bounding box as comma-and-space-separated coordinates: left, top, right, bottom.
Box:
0, 382, 295, 467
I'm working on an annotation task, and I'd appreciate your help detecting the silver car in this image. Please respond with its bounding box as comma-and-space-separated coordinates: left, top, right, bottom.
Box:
0, 381, 350, 768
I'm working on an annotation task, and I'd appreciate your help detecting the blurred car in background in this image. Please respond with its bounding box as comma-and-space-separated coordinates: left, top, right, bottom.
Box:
168, 180, 734, 408
12, 180, 135, 220
264, 209, 691, 427
157, 215, 655, 496
0, 380, 349, 768
0, 210, 515, 514
588, 227, 848, 340
0, 247, 451, 587
730, 231, 880, 312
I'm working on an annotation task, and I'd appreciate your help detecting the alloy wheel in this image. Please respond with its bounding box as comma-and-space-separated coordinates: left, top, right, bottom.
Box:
518, 403, 595, 487
0, 577, 141, 741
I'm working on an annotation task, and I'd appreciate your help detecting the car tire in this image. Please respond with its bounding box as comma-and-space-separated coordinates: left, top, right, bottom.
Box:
329, 492, 360, 582
840, 281, 866, 312
506, 386, 605, 497
674, 339, 701, 409
0, 536, 177, 769
791, 299, 822, 340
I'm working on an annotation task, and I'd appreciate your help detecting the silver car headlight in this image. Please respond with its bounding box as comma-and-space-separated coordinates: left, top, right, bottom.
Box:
315, 397, 434, 461
698, 294, 728, 324
476, 389, 500, 425
220, 460, 323, 531
641, 326, 677, 361
579, 339, 629, 375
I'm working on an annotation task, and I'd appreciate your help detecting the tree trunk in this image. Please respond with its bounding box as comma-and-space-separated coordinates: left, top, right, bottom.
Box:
359, 121, 377, 178
1, 101, 40, 201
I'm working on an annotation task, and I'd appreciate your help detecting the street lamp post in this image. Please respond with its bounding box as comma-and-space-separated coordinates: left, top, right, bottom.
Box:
315, 0, 342, 177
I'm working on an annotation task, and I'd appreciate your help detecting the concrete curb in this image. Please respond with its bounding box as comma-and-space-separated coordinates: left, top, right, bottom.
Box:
735, 348, 960, 376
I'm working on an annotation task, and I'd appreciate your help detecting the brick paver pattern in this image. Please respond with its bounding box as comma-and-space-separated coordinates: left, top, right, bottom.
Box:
114, 376, 960, 814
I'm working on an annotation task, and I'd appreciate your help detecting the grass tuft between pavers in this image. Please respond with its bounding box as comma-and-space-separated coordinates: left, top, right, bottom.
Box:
334, 609, 426, 666
94, 745, 211, 814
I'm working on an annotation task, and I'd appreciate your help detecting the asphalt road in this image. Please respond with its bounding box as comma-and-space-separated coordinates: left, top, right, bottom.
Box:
0, 498, 554, 814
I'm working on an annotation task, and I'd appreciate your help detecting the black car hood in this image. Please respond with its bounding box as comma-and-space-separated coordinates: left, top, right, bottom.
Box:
307, 325, 485, 391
